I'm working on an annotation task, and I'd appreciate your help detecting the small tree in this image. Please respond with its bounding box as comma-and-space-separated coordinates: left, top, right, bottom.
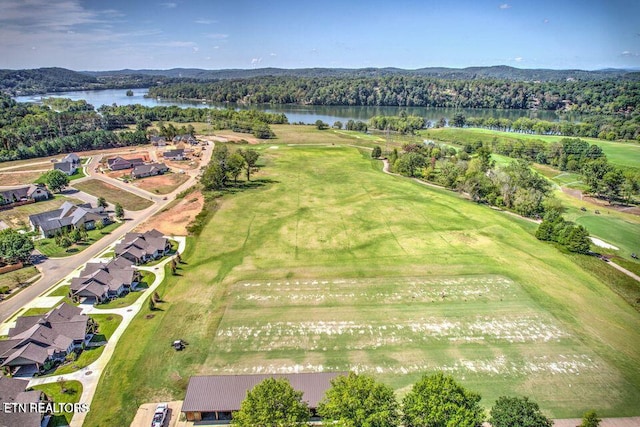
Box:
315, 119, 328, 130
227, 152, 246, 183
149, 298, 156, 311
372, 146, 382, 159
114, 203, 125, 220
318, 372, 398, 427
232, 377, 310, 427
580, 410, 601, 427
42, 169, 70, 193
402, 372, 483, 427
97, 197, 108, 208
153, 291, 161, 303
0, 229, 34, 264
490, 396, 552, 427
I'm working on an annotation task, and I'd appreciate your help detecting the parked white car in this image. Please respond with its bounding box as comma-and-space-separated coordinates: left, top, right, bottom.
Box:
151, 403, 168, 427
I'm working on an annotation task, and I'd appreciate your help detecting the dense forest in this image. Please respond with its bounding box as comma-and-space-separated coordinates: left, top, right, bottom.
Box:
0, 67, 178, 96
0, 94, 282, 161
146, 76, 640, 113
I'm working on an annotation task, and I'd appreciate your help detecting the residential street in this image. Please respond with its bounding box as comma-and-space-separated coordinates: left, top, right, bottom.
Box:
0, 143, 212, 325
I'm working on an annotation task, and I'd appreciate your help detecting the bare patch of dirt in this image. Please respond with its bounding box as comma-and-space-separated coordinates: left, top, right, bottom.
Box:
133, 173, 189, 195
137, 190, 204, 235
210, 132, 261, 144
0, 171, 44, 186
561, 187, 640, 216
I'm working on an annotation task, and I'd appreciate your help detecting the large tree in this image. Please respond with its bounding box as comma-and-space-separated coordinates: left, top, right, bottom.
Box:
318, 372, 399, 427
42, 169, 70, 193
239, 149, 260, 181
489, 396, 552, 427
402, 373, 484, 427
227, 152, 246, 183
0, 229, 34, 264
232, 377, 310, 427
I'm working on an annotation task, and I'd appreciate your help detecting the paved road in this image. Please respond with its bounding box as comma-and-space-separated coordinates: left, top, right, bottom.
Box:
0, 145, 212, 325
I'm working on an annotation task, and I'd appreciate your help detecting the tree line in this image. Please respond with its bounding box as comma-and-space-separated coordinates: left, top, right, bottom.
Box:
0, 94, 283, 161
147, 75, 639, 114
231, 371, 601, 427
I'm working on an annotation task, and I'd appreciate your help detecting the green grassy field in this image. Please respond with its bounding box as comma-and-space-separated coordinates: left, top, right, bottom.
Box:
32, 380, 82, 427
35, 222, 121, 257
86, 144, 640, 426
422, 127, 640, 171
72, 179, 153, 211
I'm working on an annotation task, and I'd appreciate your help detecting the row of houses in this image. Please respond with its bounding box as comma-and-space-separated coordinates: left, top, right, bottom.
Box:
71, 229, 170, 304
29, 201, 110, 238
106, 156, 170, 179
0, 303, 92, 376
151, 134, 198, 146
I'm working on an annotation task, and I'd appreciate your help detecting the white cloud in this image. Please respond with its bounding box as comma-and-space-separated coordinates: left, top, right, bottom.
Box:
205, 33, 228, 39
621, 51, 639, 57
514, 57, 523, 62
213, 45, 220, 49
193, 47, 199, 52
543, 19, 549, 24
499, 3, 511, 9
163, 41, 196, 48
251, 57, 262, 65
195, 19, 216, 25
160, 2, 177, 8
270, 52, 277, 56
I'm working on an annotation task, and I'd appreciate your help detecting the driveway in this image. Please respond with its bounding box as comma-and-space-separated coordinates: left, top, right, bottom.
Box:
129, 401, 182, 427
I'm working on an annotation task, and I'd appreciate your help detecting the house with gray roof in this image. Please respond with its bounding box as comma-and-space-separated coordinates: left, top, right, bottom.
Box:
0, 303, 91, 375
0, 377, 48, 427
132, 162, 169, 179
107, 156, 145, 171
53, 153, 80, 176
114, 229, 171, 264
0, 184, 50, 206
70, 256, 140, 303
29, 201, 110, 238
181, 372, 345, 422
163, 148, 186, 161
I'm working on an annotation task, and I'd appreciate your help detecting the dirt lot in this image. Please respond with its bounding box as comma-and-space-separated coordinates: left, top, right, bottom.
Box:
137, 191, 203, 235
133, 173, 190, 195
562, 188, 640, 215
0, 171, 46, 186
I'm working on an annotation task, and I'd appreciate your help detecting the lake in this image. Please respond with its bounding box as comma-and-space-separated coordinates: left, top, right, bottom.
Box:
16, 88, 569, 125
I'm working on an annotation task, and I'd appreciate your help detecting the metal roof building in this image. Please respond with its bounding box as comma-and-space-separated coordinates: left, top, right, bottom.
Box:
181, 372, 345, 422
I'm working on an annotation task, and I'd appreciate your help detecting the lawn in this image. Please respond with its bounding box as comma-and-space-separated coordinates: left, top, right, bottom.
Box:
86, 144, 640, 426
72, 179, 154, 211
0, 265, 40, 293
45, 314, 122, 376
421, 127, 640, 171
35, 221, 121, 258
32, 380, 83, 427
0, 195, 84, 229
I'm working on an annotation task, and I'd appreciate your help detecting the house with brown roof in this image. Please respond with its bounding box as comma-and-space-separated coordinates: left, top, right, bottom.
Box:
132, 162, 169, 179
70, 256, 140, 304
0, 303, 91, 375
107, 156, 145, 171
0, 377, 49, 427
114, 229, 171, 264
181, 372, 345, 422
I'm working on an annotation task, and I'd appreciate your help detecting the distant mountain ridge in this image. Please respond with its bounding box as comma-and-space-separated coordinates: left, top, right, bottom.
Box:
2, 66, 639, 96
84, 65, 637, 81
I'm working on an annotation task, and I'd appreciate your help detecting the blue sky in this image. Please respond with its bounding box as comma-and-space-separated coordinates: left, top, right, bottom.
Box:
1, 0, 639, 71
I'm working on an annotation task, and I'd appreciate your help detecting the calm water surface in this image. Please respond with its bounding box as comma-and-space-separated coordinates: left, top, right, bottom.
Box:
16, 88, 569, 125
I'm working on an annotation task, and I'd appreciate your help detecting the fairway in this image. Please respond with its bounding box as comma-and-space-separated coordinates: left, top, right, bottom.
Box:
87, 145, 640, 426
422, 127, 640, 171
